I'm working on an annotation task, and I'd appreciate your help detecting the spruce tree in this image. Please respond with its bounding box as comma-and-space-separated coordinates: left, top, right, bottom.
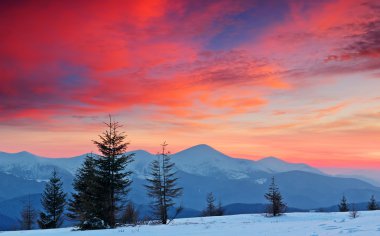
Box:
368, 195, 378, 210
203, 192, 216, 216
338, 195, 349, 212
201, 192, 224, 217
265, 176, 286, 216
204, 192, 216, 216
38, 169, 66, 229
145, 142, 183, 224
92, 116, 134, 228
67, 154, 100, 228
19, 196, 36, 230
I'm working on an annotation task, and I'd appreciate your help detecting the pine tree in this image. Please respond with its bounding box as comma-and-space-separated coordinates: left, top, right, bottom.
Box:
38, 169, 67, 229
367, 195, 378, 210
145, 142, 183, 224
201, 192, 224, 217
338, 195, 349, 212
19, 196, 36, 230
67, 154, 101, 228
92, 116, 134, 228
202, 192, 216, 216
265, 176, 286, 216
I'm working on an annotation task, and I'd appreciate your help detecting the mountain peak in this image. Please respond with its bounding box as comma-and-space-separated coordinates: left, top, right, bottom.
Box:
258, 156, 286, 163
189, 144, 217, 151
175, 144, 227, 158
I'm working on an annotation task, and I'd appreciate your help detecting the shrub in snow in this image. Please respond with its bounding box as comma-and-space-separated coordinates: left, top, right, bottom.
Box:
349, 204, 359, 219
80, 217, 108, 230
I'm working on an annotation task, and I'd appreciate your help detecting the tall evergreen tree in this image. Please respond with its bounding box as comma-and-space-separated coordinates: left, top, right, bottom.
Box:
67, 154, 100, 228
265, 176, 286, 216
368, 195, 378, 210
145, 142, 183, 224
38, 169, 66, 229
19, 196, 36, 230
338, 195, 349, 212
92, 116, 134, 228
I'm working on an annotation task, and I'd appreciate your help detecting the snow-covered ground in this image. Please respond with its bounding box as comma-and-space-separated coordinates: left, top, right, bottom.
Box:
2, 211, 380, 236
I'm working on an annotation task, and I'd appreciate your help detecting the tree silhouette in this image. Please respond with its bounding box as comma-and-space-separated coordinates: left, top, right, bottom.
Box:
19, 196, 36, 230
92, 116, 134, 228
338, 195, 349, 212
367, 195, 378, 210
38, 169, 66, 229
265, 176, 286, 216
145, 142, 182, 224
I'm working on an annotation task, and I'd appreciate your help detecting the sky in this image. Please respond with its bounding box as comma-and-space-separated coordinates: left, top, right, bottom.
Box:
0, 0, 379, 169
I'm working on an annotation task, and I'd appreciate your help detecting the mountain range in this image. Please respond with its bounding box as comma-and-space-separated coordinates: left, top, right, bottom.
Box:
0, 144, 379, 229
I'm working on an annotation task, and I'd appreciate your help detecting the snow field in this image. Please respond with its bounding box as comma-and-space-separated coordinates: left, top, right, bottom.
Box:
2, 211, 380, 236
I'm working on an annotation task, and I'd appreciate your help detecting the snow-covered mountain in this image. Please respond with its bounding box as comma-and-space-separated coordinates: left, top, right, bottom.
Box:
1, 144, 380, 212
0, 144, 323, 181
171, 144, 323, 178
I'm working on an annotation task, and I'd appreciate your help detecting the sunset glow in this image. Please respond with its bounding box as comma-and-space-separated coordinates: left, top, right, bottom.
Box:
1, 0, 379, 168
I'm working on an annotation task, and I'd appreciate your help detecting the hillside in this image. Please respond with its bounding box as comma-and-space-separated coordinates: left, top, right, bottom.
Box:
1, 211, 379, 235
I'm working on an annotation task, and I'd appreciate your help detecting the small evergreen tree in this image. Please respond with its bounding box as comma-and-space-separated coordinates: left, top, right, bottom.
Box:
338, 195, 349, 212
215, 200, 224, 216
145, 142, 183, 224
265, 176, 286, 216
92, 116, 134, 228
122, 201, 139, 225
201, 192, 224, 217
367, 195, 378, 210
38, 169, 66, 229
201, 192, 216, 217
67, 154, 101, 229
19, 196, 36, 230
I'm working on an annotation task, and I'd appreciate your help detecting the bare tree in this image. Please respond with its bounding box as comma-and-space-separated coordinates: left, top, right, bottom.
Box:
122, 201, 139, 225
349, 203, 359, 218
19, 196, 36, 230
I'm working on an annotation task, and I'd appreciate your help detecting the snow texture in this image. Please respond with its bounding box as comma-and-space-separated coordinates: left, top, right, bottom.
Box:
2, 211, 380, 236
